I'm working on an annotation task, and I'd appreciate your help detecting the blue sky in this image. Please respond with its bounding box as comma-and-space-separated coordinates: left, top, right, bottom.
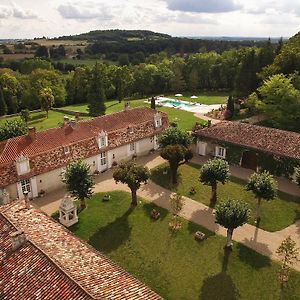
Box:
0, 0, 299, 38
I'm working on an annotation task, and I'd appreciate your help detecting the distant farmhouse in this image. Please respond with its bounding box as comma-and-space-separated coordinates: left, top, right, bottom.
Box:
0, 199, 162, 299
0, 107, 168, 203
194, 121, 300, 177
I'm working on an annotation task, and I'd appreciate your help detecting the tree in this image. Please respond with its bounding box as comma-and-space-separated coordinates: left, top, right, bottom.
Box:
35, 46, 49, 58
215, 199, 250, 248
295, 167, 300, 188
0, 87, 7, 116
199, 159, 230, 206
150, 96, 156, 109
118, 53, 130, 66
39, 87, 54, 118
276, 236, 299, 286
246, 171, 277, 223
226, 95, 234, 119
188, 68, 199, 92
0, 118, 27, 141
87, 63, 106, 117
20, 109, 30, 123
169, 193, 185, 230
61, 160, 95, 210
158, 127, 193, 184
113, 162, 150, 207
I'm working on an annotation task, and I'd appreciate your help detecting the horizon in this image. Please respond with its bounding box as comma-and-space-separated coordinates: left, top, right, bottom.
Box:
0, 0, 300, 39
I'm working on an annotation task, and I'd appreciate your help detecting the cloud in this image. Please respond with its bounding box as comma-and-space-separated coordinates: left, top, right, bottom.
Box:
0, 5, 12, 18
0, 3, 38, 19
58, 3, 113, 20
166, 0, 242, 13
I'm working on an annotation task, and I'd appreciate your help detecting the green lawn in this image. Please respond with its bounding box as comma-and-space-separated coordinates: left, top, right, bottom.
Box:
0, 111, 90, 132
64, 99, 207, 131
70, 191, 300, 300
165, 92, 228, 105
151, 163, 300, 232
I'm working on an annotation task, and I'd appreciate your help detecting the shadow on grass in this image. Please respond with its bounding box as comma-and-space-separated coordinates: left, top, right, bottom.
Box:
29, 112, 46, 122
187, 219, 215, 238
199, 272, 240, 300
142, 202, 168, 221
88, 206, 134, 254
237, 243, 271, 269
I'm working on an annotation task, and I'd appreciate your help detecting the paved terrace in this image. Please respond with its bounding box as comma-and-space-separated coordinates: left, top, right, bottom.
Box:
32, 153, 300, 272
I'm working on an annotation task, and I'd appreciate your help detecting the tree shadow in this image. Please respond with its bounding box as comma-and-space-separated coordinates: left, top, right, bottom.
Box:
29, 112, 46, 122
187, 220, 215, 239
88, 206, 134, 254
236, 242, 271, 269
199, 272, 240, 300
142, 202, 168, 221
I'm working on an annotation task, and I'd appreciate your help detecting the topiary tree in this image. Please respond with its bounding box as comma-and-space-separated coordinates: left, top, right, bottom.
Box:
151, 96, 156, 109
113, 162, 150, 207
61, 160, 95, 210
246, 171, 277, 223
276, 236, 299, 286
20, 109, 30, 124
215, 199, 250, 248
295, 167, 300, 188
158, 127, 193, 184
39, 87, 54, 118
199, 159, 230, 206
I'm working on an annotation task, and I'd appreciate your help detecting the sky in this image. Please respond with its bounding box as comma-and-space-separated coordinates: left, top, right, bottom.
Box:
0, 0, 300, 39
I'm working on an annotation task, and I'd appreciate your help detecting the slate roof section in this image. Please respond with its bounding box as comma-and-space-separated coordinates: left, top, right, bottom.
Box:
0, 200, 162, 300
194, 121, 300, 160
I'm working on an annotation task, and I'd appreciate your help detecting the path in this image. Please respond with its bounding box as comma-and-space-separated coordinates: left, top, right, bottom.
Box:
33, 153, 300, 271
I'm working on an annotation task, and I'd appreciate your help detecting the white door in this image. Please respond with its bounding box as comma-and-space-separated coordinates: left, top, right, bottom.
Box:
198, 142, 207, 156
98, 152, 108, 172
17, 179, 33, 199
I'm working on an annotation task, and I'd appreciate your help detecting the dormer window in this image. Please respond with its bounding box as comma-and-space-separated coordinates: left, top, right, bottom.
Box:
154, 112, 162, 128
97, 131, 108, 149
63, 146, 70, 154
16, 155, 30, 175
128, 127, 134, 134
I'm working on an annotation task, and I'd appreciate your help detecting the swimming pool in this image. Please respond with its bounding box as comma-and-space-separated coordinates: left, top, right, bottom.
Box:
157, 97, 194, 109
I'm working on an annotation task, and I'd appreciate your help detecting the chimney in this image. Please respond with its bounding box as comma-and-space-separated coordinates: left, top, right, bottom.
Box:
207, 120, 212, 128
70, 119, 76, 128
63, 115, 69, 126
10, 230, 27, 251
124, 102, 130, 111
28, 127, 36, 140
23, 190, 30, 209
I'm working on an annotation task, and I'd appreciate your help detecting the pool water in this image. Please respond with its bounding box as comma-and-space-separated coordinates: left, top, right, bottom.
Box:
159, 98, 194, 108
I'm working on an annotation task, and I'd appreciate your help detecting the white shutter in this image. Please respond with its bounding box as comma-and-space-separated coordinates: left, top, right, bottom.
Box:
30, 177, 38, 198
17, 182, 23, 199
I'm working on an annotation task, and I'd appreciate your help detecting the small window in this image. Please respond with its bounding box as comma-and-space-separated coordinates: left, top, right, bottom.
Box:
20, 161, 28, 174
64, 146, 70, 154
100, 137, 106, 147
150, 137, 154, 143
130, 142, 135, 152
216, 146, 226, 159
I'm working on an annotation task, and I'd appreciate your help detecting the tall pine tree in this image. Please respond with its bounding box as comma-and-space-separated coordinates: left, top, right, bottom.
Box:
0, 87, 7, 116
88, 63, 106, 117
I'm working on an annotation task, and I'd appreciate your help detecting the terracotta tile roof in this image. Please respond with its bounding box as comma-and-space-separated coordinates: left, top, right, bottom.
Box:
0, 200, 162, 300
0, 214, 91, 300
194, 121, 300, 160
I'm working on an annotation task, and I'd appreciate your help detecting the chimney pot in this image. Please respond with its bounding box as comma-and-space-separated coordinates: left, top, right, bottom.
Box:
28, 127, 36, 140
64, 115, 70, 126
70, 119, 76, 128
10, 230, 27, 251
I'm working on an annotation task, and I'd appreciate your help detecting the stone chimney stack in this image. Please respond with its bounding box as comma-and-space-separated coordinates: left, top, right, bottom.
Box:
24, 190, 30, 209
124, 102, 130, 111
28, 127, 36, 140
10, 231, 27, 251
70, 119, 76, 128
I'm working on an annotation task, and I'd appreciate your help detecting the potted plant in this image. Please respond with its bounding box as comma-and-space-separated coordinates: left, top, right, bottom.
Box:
39, 189, 46, 197
102, 194, 111, 202
150, 208, 160, 220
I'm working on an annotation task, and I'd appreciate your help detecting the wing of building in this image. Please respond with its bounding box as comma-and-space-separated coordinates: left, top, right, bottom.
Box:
0, 199, 162, 299
0, 107, 168, 202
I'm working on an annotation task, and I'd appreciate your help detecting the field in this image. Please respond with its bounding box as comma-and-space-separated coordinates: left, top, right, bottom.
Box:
0, 53, 34, 61
165, 92, 228, 105
70, 191, 300, 300
151, 163, 300, 232
33, 39, 88, 47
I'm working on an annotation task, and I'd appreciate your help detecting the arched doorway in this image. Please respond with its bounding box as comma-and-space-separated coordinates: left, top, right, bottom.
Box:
241, 151, 258, 171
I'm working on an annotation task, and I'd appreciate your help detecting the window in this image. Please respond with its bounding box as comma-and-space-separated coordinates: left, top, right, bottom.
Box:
100, 152, 106, 166
130, 142, 135, 152
215, 146, 226, 159
19, 161, 28, 174
100, 137, 106, 147
21, 179, 31, 193
150, 137, 154, 143
63, 146, 70, 154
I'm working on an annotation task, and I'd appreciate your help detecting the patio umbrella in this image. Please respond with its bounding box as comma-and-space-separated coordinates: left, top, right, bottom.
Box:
191, 95, 198, 99
175, 94, 183, 97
